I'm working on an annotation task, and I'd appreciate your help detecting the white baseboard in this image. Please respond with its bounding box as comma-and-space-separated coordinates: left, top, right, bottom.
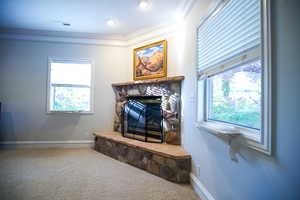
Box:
0, 140, 94, 149
190, 173, 215, 200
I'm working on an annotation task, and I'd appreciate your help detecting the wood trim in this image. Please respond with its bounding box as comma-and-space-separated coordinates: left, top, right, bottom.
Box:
0, 140, 94, 149
190, 173, 215, 200
112, 75, 184, 87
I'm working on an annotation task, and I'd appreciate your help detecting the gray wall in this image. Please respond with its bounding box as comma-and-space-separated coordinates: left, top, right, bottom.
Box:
0, 40, 128, 141
180, 0, 300, 199
0, 0, 299, 199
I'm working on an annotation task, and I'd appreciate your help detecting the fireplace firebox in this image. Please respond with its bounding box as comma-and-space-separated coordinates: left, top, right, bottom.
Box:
121, 96, 163, 143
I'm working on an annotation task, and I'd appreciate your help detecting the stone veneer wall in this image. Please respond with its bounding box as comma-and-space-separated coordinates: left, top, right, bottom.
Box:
94, 135, 191, 183
112, 77, 183, 145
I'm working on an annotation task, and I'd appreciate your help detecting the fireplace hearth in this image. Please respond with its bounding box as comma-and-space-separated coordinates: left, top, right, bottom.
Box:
122, 96, 163, 143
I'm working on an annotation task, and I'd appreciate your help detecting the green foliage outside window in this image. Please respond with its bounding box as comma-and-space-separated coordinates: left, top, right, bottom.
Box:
208, 60, 261, 130
53, 87, 90, 111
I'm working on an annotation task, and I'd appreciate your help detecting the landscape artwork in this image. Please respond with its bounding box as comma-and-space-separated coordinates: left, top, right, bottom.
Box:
133, 40, 167, 80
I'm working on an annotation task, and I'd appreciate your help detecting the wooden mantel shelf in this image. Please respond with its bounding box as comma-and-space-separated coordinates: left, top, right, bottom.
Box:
111, 76, 184, 87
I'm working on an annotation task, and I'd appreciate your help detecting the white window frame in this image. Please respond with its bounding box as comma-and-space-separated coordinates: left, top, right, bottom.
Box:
46, 57, 95, 114
196, 0, 272, 155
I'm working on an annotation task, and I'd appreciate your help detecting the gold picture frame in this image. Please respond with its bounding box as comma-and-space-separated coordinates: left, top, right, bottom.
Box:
133, 40, 167, 80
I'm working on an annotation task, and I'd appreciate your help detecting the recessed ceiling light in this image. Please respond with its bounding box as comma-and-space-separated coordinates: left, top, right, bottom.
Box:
139, 0, 149, 10
107, 19, 116, 27
62, 22, 71, 26
53, 20, 71, 26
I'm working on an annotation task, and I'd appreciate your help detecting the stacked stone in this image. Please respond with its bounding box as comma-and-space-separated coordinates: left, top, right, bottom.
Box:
95, 136, 191, 183
112, 79, 183, 145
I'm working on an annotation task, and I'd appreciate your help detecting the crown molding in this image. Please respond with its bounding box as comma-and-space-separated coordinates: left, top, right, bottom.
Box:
0, 33, 128, 47
182, 0, 197, 18
0, 24, 176, 47
125, 0, 196, 46
175, 0, 197, 19
0, 0, 196, 47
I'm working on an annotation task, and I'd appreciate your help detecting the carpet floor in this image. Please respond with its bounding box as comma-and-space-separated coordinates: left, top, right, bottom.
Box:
0, 148, 200, 200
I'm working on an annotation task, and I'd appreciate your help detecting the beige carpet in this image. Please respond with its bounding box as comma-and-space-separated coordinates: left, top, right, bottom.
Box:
0, 148, 200, 200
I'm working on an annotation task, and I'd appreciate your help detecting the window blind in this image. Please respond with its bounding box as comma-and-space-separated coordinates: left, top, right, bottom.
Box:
197, 0, 261, 73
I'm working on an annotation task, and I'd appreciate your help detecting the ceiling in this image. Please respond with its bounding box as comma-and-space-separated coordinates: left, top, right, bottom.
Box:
0, 0, 194, 40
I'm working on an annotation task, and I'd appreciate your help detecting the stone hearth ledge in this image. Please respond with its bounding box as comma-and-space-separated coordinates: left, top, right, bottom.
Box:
93, 131, 190, 159
93, 131, 191, 183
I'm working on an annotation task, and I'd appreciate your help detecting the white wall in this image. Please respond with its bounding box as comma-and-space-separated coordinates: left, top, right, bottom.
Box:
127, 30, 182, 79
180, 0, 300, 199
128, 0, 300, 199
0, 39, 128, 141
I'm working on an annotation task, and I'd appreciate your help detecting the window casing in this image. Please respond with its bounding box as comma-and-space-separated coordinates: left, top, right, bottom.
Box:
47, 58, 94, 114
196, 0, 271, 154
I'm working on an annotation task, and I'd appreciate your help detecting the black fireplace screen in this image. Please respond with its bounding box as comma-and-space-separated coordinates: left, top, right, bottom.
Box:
122, 96, 163, 143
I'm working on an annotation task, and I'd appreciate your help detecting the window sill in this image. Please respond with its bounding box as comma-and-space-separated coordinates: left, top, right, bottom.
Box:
46, 111, 94, 115
195, 121, 260, 142
195, 121, 271, 155
195, 121, 240, 136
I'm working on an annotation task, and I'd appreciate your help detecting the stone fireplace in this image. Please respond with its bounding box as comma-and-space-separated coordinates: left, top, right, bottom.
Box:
112, 76, 184, 145
93, 76, 190, 183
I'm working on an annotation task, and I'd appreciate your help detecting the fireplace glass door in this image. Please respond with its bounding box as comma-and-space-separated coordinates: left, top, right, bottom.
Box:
122, 96, 163, 143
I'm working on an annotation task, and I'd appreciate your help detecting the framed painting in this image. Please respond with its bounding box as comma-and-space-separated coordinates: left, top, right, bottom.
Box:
133, 40, 167, 80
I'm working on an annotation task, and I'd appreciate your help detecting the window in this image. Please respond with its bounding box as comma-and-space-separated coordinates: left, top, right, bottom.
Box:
207, 59, 261, 130
197, 0, 271, 154
47, 58, 94, 113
